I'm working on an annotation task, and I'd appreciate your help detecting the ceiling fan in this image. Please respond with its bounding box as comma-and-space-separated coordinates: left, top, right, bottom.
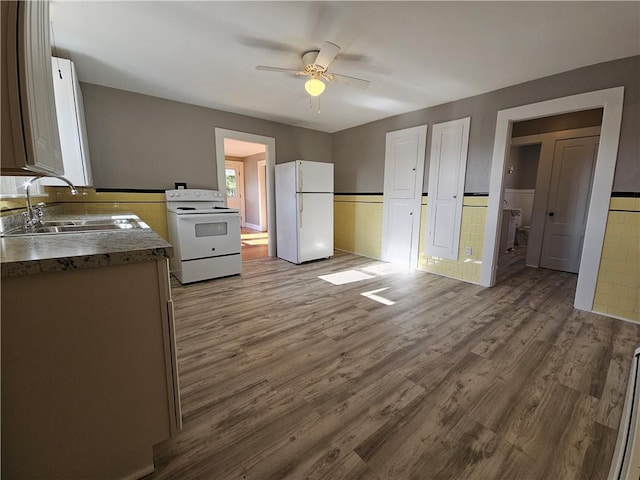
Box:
255, 41, 370, 97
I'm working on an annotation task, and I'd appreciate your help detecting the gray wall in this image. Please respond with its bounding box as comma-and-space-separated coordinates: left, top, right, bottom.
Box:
333, 55, 639, 194
82, 56, 639, 193
81, 83, 332, 190
505, 144, 541, 190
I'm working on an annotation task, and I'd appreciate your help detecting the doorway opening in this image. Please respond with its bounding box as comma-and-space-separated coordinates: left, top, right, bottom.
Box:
495, 110, 603, 284
215, 128, 276, 259
482, 87, 624, 313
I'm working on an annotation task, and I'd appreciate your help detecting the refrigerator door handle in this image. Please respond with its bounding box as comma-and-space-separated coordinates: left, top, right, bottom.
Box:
299, 194, 303, 228
298, 169, 303, 193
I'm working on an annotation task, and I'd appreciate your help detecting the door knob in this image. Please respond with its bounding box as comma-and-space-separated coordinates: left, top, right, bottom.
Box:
548, 212, 555, 217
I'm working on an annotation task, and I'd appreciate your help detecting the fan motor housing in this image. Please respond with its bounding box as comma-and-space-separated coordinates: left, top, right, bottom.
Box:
302, 50, 324, 73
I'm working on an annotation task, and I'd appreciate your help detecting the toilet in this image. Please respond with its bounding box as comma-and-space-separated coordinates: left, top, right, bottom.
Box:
500, 208, 522, 252
516, 226, 529, 246
512, 208, 529, 247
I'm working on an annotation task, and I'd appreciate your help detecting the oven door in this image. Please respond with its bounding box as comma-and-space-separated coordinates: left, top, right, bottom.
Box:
175, 213, 241, 260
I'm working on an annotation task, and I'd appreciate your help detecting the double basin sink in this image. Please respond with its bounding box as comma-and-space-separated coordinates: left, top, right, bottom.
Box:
2, 218, 147, 237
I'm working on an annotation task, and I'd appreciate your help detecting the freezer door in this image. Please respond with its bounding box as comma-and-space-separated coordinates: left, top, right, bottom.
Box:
297, 193, 334, 263
296, 161, 334, 193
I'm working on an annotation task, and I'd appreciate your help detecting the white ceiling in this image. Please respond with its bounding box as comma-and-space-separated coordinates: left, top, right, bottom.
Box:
224, 138, 266, 158
50, 1, 639, 133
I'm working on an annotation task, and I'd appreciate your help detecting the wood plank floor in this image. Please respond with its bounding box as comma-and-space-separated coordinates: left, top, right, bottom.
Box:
146, 251, 640, 479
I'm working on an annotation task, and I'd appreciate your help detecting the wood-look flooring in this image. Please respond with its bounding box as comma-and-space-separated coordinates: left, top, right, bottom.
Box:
147, 251, 640, 479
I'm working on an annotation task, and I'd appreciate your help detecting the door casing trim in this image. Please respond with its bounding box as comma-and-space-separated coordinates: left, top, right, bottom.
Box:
481, 87, 625, 312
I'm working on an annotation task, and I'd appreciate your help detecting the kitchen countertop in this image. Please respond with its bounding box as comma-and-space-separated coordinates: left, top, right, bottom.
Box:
1, 212, 173, 278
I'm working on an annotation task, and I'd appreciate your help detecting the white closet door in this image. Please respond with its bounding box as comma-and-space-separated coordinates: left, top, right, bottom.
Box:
381, 125, 427, 266
425, 117, 470, 260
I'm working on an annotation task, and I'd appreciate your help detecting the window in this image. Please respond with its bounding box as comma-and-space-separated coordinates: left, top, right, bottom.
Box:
0, 176, 44, 198
225, 169, 237, 197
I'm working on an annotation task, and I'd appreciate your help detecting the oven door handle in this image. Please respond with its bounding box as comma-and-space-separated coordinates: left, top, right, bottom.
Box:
173, 213, 235, 220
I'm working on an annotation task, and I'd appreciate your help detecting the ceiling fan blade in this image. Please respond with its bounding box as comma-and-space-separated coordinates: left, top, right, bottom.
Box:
256, 65, 306, 76
334, 54, 394, 76
328, 72, 370, 89
237, 35, 299, 55
314, 41, 340, 70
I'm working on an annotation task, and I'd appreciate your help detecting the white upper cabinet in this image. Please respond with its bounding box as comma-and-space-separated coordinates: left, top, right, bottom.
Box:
42, 57, 93, 187
1, 0, 64, 175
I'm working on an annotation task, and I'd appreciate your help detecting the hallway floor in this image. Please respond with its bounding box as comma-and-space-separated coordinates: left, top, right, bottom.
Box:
241, 227, 268, 260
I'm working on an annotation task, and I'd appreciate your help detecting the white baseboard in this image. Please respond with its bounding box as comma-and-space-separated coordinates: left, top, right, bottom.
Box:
591, 309, 640, 325
121, 463, 155, 480
245, 222, 264, 232
334, 248, 381, 262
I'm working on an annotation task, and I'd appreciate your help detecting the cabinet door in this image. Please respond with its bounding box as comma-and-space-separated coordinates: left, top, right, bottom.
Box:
17, 0, 64, 174
42, 58, 93, 186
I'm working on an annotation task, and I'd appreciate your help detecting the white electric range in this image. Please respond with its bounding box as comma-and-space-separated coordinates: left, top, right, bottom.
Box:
166, 189, 241, 284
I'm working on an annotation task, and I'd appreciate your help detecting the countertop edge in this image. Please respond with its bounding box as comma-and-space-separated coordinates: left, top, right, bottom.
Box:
1, 211, 173, 278
1, 247, 172, 279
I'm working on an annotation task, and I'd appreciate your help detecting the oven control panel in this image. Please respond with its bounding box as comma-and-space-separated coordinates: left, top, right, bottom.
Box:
165, 189, 224, 201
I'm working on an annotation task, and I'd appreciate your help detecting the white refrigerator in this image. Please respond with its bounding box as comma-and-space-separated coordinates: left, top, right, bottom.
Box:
275, 160, 334, 264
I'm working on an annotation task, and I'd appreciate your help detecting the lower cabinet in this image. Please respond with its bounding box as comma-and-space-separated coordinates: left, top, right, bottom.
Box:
1, 258, 181, 479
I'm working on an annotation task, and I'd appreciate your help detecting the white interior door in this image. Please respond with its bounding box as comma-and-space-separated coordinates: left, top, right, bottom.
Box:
540, 136, 599, 273
225, 160, 246, 227
384, 199, 416, 264
381, 125, 427, 266
425, 117, 470, 260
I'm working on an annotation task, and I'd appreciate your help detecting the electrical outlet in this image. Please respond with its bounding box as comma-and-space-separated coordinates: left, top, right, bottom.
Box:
465, 246, 472, 256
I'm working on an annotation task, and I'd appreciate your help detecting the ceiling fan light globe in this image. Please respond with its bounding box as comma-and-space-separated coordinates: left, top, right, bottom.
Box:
305, 78, 325, 97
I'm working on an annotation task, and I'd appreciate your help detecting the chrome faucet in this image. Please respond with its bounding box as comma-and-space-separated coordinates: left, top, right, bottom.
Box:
23, 175, 78, 228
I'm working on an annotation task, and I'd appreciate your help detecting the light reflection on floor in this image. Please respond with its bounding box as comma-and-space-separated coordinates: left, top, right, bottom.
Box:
318, 270, 375, 285
318, 261, 409, 305
361, 287, 396, 306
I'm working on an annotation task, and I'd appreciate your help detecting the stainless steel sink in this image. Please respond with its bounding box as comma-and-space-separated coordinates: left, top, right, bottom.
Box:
62, 219, 136, 227
37, 221, 76, 227
1, 217, 147, 236
33, 223, 136, 233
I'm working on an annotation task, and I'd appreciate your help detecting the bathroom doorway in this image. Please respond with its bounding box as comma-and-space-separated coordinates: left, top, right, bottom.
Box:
495, 108, 603, 283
